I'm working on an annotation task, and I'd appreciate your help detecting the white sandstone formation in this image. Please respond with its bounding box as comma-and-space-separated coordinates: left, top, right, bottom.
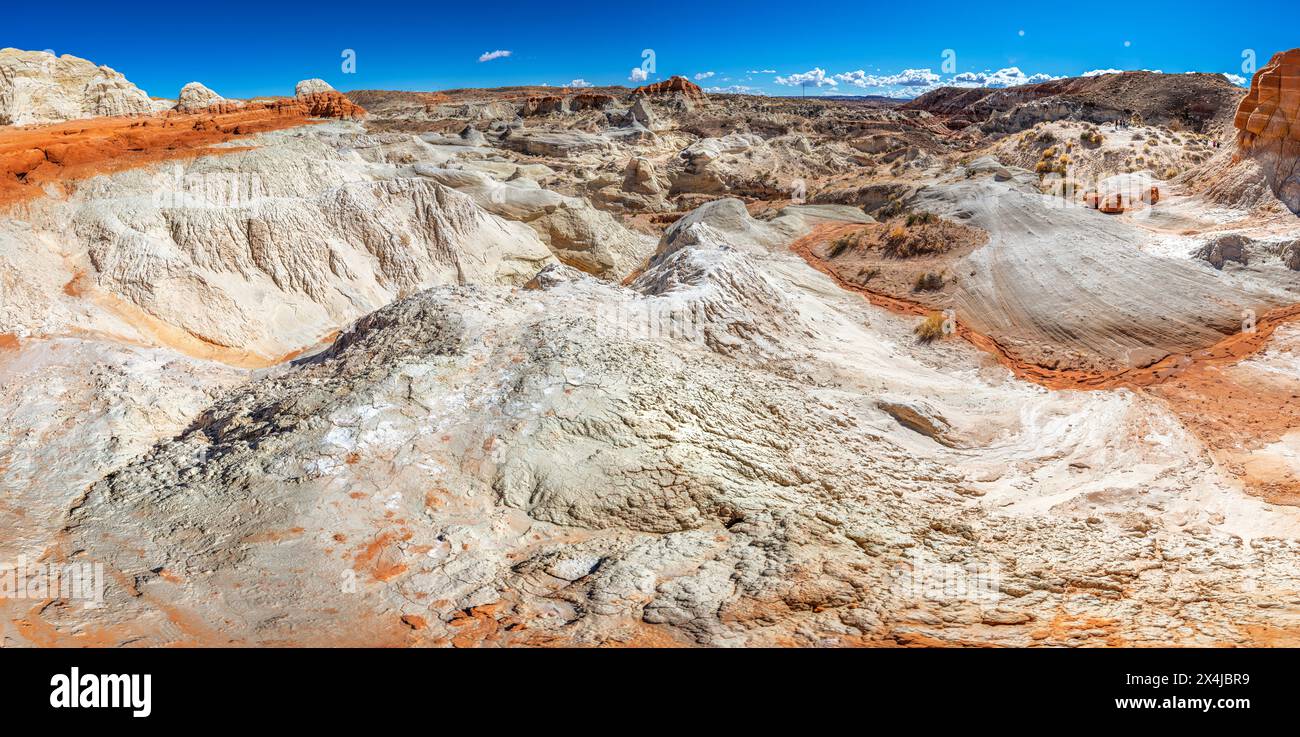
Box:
175, 81, 227, 112
0, 48, 154, 125
295, 78, 335, 97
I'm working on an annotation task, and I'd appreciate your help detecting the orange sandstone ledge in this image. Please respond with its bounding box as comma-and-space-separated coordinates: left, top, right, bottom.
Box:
0, 91, 365, 208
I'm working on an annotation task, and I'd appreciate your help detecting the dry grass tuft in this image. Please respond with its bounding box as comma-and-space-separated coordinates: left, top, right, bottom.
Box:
914, 312, 948, 343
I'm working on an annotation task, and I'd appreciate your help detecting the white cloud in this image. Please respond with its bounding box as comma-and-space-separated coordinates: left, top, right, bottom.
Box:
778, 64, 1071, 99
1080, 67, 1162, 77
747, 69, 776, 74
706, 85, 765, 95
478, 49, 512, 63
951, 67, 1058, 88
775, 68, 837, 88
835, 68, 941, 88
566, 79, 593, 88
629, 67, 648, 83
694, 71, 715, 80
1221, 73, 1247, 86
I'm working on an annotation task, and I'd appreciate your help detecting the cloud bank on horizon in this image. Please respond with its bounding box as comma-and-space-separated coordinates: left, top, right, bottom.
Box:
767, 64, 1248, 98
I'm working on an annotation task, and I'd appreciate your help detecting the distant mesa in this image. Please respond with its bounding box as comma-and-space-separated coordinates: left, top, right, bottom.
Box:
633, 75, 705, 99
1234, 48, 1300, 214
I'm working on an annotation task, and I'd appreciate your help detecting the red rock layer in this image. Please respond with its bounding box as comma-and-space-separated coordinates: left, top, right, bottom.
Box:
633, 75, 705, 99
296, 91, 367, 120
0, 94, 366, 207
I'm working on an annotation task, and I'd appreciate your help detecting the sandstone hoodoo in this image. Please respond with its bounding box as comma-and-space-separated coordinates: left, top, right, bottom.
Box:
1235, 48, 1300, 214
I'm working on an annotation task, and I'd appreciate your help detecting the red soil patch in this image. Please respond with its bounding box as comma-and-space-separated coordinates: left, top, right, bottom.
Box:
354, 529, 412, 582
0, 94, 365, 209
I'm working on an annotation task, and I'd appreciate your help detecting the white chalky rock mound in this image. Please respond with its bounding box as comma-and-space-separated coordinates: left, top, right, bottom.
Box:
0, 48, 154, 125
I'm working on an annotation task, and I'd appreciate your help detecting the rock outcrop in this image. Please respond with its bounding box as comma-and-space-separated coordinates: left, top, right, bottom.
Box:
569, 93, 617, 112
1235, 48, 1300, 214
633, 75, 705, 99
520, 95, 567, 116
293, 78, 365, 120
175, 82, 227, 112
296, 90, 366, 120
295, 78, 334, 96
0, 48, 154, 126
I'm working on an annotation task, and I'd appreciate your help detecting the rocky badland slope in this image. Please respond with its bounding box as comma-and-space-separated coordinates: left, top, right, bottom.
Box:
906, 70, 1245, 135
3, 52, 1300, 647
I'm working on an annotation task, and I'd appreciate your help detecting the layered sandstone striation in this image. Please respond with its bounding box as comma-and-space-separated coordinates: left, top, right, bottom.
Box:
1235, 48, 1300, 214
0, 48, 155, 125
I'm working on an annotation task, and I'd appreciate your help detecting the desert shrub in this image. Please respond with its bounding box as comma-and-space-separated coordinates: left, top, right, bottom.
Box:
827, 234, 856, 258
1079, 130, 1104, 147
914, 312, 948, 343
906, 211, 937, 226
912, 272, 944, 291
1035, 160, 1054, 174
876, 197, 904, 220
1041, 146, 1057, 158
1163, 166, 1179, 178
1036, 129, 1057, 143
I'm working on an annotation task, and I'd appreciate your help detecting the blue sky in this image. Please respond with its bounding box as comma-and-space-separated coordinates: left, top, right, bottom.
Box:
5, 1, 1295, 98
